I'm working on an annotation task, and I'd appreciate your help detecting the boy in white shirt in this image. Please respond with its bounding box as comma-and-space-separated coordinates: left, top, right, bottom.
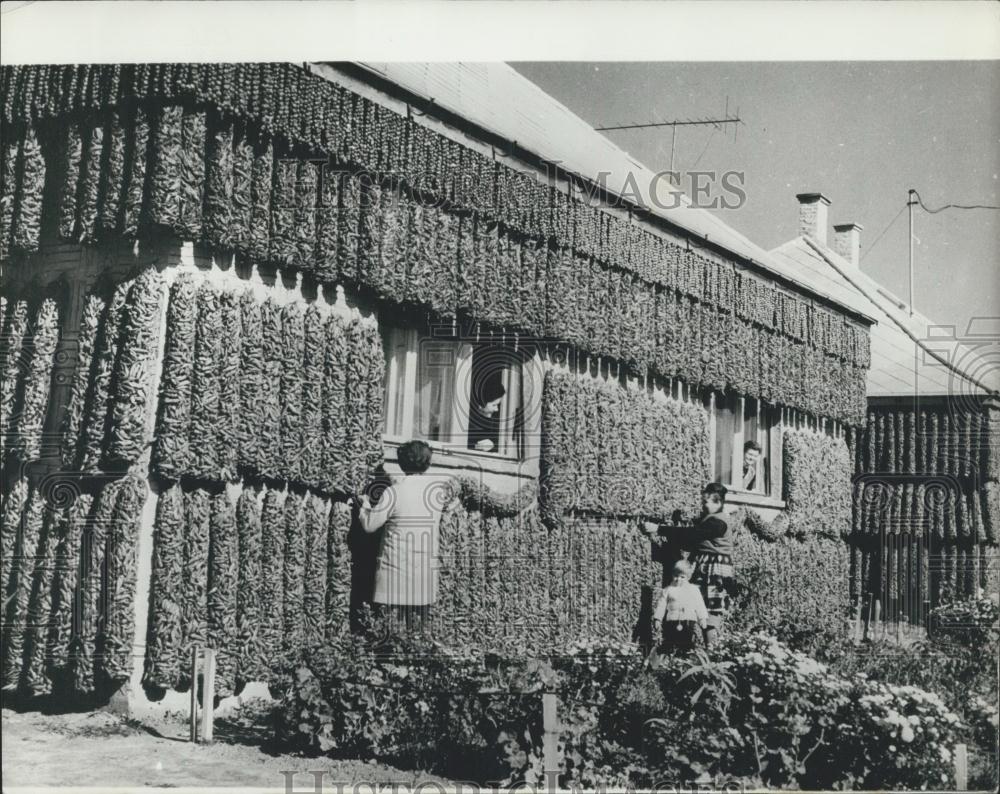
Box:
653, 560, 709, 654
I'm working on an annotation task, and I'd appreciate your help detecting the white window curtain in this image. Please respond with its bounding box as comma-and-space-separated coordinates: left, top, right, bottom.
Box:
499, 359, 522, 456
416, 340, 456, 442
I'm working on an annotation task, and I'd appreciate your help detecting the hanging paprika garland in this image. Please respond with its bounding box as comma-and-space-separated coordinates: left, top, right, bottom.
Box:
10, 126, 46, 252
216, 289, 243, 483
187, 281, 222, 480
98, 109, 128, 235
248, 133, 274, 262
45, 492, 93, 683
279, 302, 306, 481
203, 111, 235, 249
237, 290, 264, 475
302, 493, 329, 649
258, 487, 285, 672
258, 299, 284, 481
207, 489, 239, 697
147, 104, 184, 228
10, 297, 61, 463
325, 502, 351, 639
143, 483, 185, 692
105, 268, 164, 468
179, 486, 210, 690
0, 298, 29, 461
78, 279, 131, 472
121, 105, 150, 237
322, 313, 349, 493
1, 486, 48, 688
281, 490, 307, 657
235, 486, 265, 687
99, 474, 147, 687
299, 305, 326, 490
71, 478, 120, 693
21, 496, 66, 695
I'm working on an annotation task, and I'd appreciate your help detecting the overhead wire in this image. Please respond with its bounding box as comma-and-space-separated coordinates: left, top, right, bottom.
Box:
912, 189, 999, 214
861, 204, 907, 263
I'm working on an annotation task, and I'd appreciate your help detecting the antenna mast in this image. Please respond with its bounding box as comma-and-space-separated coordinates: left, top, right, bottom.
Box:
596, 98, 742, 185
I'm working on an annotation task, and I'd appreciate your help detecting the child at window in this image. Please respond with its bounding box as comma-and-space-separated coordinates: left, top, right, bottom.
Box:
653, 560, 708, 654
742, 440, 762, 490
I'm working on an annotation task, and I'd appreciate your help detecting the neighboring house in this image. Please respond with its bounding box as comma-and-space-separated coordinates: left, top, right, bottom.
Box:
2, 63, 872, 712
771, 194, 1000, 637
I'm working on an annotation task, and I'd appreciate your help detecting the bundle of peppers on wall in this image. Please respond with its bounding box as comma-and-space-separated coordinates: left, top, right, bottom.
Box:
1, 266, 163, 697
150, 272, 384, 494
1, 287, 63, 465
852, 407, 996, 545
782, 429, 853, 540
0, 63, 869, 425
539, 369, 710, 526
143, 482, 352, 696
436, 505, 663, 651
849, 404, 998, 606
1, 473, 149, 697
140, 272, 384, 694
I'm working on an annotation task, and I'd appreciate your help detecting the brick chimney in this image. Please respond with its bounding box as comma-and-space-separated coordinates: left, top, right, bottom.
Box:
796, 192, 831, 246
832, 222, 863, 267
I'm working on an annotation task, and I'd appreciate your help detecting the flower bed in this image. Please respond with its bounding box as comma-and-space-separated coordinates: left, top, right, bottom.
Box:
270, 630, 965, 790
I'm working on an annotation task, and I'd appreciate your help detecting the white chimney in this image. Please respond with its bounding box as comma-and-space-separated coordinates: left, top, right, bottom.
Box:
796, 192, 831, 246
832, 222, 863, 267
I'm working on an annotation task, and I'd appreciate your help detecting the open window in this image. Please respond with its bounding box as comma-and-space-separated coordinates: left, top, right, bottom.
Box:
705, 391, 781, 497
381, 323, 525, 458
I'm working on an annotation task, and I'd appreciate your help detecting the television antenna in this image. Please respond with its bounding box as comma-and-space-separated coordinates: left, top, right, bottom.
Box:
595, 97, 743, 180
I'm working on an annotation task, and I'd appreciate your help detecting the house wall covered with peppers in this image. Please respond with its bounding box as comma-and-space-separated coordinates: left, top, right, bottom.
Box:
0, 63, 871, 708
848, 400, 1000, 628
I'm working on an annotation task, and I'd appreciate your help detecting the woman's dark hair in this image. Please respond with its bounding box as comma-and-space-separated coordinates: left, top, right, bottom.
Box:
744, 440, 762, 453
703, 482, 728, 503
397, 440, 433, 474
479, 379, 506, 405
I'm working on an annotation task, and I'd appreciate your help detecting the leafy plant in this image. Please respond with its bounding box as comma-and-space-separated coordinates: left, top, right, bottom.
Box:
268, 630, 967, 791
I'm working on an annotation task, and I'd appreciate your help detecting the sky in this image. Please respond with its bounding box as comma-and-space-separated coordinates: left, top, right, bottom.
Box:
511, 62, 999, 337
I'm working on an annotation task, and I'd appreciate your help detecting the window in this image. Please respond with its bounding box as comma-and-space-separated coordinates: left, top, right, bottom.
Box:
705, 391, 781, 497
381, 323, 525, 458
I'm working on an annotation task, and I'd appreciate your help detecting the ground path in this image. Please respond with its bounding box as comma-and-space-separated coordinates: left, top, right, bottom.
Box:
2, 707, 451, 789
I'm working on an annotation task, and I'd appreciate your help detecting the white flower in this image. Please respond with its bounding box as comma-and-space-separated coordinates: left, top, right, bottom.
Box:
901, 725, 915, 743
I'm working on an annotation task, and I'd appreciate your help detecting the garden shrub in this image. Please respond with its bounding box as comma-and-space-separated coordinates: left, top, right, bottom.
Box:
820, 593, 999, 790
928, 592, 1000, 649
270, 629, 966, 790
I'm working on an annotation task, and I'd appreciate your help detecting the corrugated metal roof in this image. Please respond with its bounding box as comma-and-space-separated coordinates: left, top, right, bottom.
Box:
771, 237, 999, 399
354, 62, 876, 321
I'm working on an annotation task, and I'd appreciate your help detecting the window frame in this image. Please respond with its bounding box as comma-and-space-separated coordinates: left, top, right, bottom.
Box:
706, 390, 783, 500
381, 324, 526, 461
